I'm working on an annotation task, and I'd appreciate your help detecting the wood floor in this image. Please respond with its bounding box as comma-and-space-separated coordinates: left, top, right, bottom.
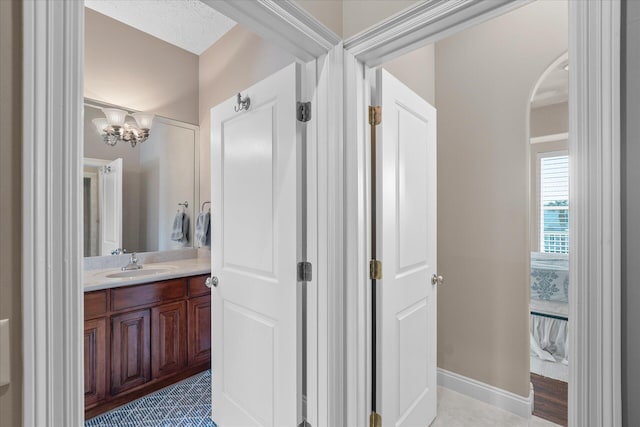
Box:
531, 373, 568, 426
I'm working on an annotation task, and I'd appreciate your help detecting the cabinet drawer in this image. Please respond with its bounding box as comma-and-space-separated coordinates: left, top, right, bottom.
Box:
111, 278, 187, 312
189, 275, 211, 297
85, 290, 108, 319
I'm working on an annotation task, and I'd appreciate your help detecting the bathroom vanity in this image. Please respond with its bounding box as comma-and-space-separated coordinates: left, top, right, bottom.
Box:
83, 258, 211, 418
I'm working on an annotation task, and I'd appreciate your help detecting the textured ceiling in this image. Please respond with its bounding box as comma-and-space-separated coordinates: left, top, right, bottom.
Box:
85, 0, 236, 55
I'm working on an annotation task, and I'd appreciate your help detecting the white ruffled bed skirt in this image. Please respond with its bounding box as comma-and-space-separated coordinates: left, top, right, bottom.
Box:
530, 313, 568, 364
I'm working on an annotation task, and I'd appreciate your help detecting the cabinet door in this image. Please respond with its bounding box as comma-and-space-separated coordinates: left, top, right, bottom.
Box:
111, 309, 151, 395
152, 301, 187, 379
188, 295, 211, 366
84, 317, 107, 407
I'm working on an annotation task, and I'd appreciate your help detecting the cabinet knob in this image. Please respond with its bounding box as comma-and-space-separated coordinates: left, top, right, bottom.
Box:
205, 276, 218, 288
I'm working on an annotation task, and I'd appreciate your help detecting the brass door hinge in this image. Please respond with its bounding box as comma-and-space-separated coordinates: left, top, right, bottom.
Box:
368, 106, 381, 125
370, 411, 382, 427
369, 259, 382, 280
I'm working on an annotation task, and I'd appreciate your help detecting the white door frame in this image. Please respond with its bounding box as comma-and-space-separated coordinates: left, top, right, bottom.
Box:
21, 1, 342, 426
343, 1, 621, 427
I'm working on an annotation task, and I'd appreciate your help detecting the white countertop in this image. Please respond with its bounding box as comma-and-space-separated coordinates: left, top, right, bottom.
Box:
84, 257, 211, 292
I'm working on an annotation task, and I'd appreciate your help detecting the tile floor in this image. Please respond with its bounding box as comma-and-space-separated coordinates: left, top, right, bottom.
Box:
433, 387, 561, 427
86, 370, 560, 427
85, 370, 214, 427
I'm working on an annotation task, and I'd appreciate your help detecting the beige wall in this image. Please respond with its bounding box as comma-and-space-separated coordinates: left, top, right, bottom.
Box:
530, 102, 568, 138
295, 0, 418, 39
342, 0, 418, 38
85, 9, 199, 124
435, 0, 568, 397
295, 0, 344, 37
0, 0, 22, 425
383, 44, 436, 105
198, 25, 296, 205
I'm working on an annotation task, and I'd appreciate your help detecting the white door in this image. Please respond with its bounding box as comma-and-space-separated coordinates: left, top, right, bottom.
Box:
376, 69, 438, 426
99, 157, 122, 256
211, 63, 302, 427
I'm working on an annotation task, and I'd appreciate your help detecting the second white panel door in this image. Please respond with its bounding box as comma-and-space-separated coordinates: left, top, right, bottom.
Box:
376, 69, 438, 427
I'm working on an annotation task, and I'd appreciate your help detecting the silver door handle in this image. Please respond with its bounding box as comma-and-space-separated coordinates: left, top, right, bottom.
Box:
431, 274, 444, 286
205, 276, 218, 288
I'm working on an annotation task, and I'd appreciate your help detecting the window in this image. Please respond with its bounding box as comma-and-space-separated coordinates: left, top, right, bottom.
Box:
539, 153, 569, 253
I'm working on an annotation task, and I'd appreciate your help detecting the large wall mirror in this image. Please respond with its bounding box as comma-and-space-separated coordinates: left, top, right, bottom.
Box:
83, 99, 199, 257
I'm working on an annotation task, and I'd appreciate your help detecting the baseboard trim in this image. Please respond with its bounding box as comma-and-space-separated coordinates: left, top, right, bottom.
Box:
437, 368, 533, 418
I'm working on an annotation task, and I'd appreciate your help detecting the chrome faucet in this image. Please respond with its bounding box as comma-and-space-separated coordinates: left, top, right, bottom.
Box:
121, 253, 143, 271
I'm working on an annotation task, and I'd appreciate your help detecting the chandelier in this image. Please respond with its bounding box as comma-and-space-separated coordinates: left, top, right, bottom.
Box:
92, 108, 155, 148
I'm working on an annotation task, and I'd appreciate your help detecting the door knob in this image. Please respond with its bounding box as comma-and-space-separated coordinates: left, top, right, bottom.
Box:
431, 274, 444, 286
205, 276, 218, 288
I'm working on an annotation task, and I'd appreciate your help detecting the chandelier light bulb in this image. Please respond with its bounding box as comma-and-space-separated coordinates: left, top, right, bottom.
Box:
132, 112, 155, 130
92, 118, 108, 134
101, 108, 128, 127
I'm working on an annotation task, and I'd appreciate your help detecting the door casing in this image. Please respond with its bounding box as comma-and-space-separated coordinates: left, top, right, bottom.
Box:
343, 2, 621, 427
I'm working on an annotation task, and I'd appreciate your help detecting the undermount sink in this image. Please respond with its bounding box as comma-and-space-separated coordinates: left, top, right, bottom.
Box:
105, 266, 177, 279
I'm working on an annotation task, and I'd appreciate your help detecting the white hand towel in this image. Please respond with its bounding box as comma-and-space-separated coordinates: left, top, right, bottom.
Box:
195, 211, 210, 247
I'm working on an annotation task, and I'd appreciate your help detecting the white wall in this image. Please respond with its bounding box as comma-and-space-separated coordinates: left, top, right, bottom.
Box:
435, 0, 568, 397
622, 0, 640, 424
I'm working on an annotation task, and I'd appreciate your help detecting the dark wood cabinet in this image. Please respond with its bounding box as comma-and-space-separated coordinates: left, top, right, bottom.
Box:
111, 309, 151, 395
152, 301, 187, 379
84, 317, 107, 408
84, 274, 211, 418
188, 295, 211, 366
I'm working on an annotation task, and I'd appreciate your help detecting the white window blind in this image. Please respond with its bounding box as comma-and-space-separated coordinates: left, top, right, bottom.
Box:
540, 154, 569, 253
